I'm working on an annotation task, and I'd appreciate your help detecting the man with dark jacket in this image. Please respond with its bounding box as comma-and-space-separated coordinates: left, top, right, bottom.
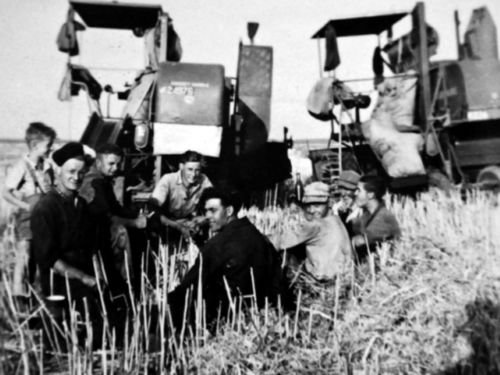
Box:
31, 142, 97, 299
168, 188, 281, 331
79, 144, 146, 294
31, 143, 104, 348
351, 175, 401, 262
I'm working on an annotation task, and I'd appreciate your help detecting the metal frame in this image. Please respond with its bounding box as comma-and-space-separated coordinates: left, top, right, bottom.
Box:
312, 2, 459, 187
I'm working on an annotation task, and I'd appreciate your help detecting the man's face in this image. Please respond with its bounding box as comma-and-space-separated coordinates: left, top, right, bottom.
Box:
58, 158, 86, 192
31, 138, 53, 159
180, 161, 201, 186
355, 182, 370, 208
339, 187, 355, 207
205, 198, 231, 233
96, 153, 122, 178
304, 202, 329, 221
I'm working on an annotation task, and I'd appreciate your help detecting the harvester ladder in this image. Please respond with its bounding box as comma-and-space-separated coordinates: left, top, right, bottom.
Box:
325, 114, 342, 185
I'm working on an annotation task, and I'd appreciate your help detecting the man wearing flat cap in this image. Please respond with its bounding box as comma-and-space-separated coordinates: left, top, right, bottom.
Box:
31, 142, 100, 313
273, 181, 352, 282
332, 170, 361, 236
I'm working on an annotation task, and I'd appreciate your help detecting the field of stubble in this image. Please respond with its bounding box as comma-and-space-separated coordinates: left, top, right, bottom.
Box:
0, 140, 499, 374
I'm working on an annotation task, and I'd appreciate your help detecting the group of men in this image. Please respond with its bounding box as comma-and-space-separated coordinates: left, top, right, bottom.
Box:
4, 122, 401, 339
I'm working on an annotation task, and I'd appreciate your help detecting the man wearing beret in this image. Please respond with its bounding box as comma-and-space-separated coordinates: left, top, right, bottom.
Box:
273, 181, 352, 282
31, 142, 99, 308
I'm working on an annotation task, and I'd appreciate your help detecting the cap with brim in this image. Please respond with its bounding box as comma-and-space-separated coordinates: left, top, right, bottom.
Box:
302, 181, 330, 204
302, 195, 329, 204
52, 142, 85, 167
338, 170, 361, 191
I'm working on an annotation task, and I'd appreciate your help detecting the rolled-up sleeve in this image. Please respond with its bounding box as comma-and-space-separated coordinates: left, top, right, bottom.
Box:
277, 222, 320, 250
150, 175, 171, 206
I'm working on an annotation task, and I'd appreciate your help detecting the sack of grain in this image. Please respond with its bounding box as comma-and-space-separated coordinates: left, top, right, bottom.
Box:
374, 72, 417, 128
362, 71, 424, 178
362, 115, 425, 178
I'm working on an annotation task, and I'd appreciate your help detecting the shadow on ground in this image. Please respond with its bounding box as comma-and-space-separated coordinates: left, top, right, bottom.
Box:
440, 297, 500, 375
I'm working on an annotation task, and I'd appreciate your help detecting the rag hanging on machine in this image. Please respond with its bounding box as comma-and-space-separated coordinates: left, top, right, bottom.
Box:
324, 24, 341, 71
372, 46, 384, 85
56, 7, 86, 56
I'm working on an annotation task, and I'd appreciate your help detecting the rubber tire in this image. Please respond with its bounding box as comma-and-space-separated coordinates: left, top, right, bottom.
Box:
477, 165, 500, 190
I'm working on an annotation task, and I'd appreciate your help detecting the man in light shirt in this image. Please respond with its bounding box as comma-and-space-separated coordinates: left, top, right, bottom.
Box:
274, 182, 352, 282
148, 150, 212, 242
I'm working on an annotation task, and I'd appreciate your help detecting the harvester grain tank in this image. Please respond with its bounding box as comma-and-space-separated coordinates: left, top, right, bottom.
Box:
308, 2, 500, 191
59, 0, 291, 205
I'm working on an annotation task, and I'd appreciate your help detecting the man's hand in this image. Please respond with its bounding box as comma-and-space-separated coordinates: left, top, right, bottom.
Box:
81, 274, 97, 288
184, 216, 207, 236
134, 214, 147, 229
53, 260, 100, 289
175, 222, 192, 238
191, 216, 208, 226
352, 235, 367, 247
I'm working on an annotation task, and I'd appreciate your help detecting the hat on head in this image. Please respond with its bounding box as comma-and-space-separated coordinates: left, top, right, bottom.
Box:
302, 181, 330, 204
338, 170, 361, 191
52, 142, 85, 166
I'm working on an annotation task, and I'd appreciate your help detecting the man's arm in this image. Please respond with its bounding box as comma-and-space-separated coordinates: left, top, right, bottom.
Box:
112, 214, 147, 229
160, 215, 191, 237
82, 178, 138, 219
53, 260, 96, 287
3, 161, 30, 211
31, 200, 96, 288
3, 187, 30, 211
354, 210, 401, 245
82, 178, 145, 229
147, 194, 192, 237
31, 202, 59, 271
272, 221, 319, 250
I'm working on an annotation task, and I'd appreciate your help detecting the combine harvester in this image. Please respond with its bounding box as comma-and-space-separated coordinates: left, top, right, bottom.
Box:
56, 0, 291, 206
308, 2, 500, 193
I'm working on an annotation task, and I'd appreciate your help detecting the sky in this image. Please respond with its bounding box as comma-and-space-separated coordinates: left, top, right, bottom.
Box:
0, 0, 499, 142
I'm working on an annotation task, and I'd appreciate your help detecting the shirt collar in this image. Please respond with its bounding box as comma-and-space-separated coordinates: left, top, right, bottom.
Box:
55, 186, 79, 206
176, 170, 204, 189
175, 171, 183, 185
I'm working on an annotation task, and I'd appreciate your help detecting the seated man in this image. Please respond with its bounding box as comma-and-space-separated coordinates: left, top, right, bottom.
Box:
79, 143, 147, 294
331, 170, 361, 237
167, 188, 281, 331
274, 182, 352, 283
148, 150, 212, 243
351, 175, 401, 262
31, 142, 100, 321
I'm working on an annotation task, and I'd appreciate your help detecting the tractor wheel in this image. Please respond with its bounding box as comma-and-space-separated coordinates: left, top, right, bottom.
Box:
477, 165, 500, 191
427, 168, 454, 192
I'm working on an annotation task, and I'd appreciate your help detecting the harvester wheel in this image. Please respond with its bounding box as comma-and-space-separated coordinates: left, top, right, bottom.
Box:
477, 165, 500, 191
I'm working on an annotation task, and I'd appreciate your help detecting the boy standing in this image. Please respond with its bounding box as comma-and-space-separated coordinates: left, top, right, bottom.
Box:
3, 122, 57, 297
